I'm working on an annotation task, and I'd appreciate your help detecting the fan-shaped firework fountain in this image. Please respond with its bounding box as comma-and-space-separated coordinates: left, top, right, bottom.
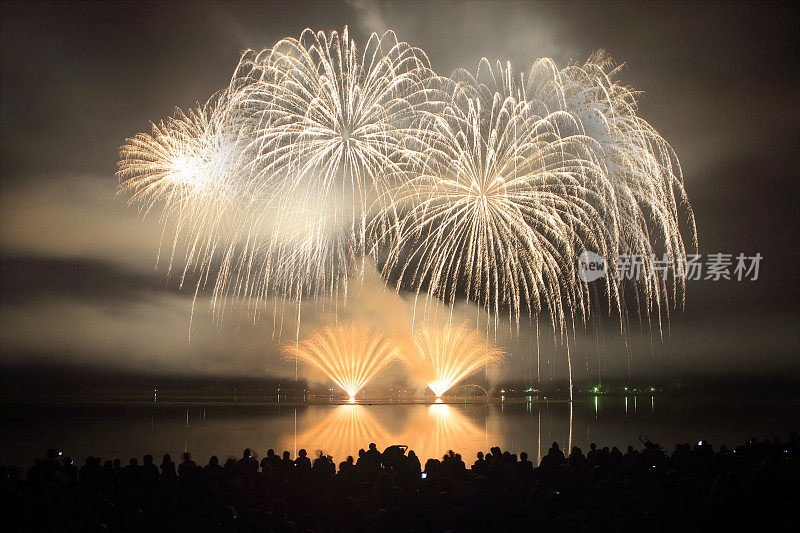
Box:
283, 325, 400, 400
405, 326, 504, 398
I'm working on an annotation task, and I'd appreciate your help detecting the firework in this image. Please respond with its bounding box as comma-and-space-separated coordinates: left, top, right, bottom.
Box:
404, 326, 504, 398
283, 324, 400, 399
118, 28, 695, 391
379, 56, 694, 398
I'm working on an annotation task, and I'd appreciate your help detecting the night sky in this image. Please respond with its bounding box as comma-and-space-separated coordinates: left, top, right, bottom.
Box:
1, 1, 798, 387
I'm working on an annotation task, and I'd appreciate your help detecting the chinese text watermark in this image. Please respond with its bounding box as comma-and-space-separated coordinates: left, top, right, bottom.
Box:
578, 253, 762, 283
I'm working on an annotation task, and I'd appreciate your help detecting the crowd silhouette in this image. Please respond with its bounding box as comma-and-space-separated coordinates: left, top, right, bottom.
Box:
2, 434, 797, 532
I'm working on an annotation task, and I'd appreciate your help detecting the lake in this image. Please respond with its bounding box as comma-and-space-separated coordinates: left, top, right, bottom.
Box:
2, 396, 798, 471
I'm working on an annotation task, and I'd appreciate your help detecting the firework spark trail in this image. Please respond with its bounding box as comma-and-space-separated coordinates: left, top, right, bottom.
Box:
405, 326, 504, 398
283, 324, 401, 399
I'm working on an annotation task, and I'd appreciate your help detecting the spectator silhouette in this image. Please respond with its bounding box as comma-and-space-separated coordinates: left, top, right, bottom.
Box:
295, 449, 311, 471
3, 433, 796, 531
121, 457, 138, 486
204, 455, 222, 478
178, 452, 196, 478
160, 453, 177, 480
366, 443, 381, 463
140, 454, 159, 488
238, 448, 258, 475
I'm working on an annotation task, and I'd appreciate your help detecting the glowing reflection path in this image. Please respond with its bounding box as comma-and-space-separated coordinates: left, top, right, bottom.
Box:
286, 405, 395, 461
399, 404, 500, 463
286, 404, 503, 464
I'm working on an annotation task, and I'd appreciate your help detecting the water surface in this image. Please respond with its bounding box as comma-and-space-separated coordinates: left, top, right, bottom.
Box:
2, 396, 797, 470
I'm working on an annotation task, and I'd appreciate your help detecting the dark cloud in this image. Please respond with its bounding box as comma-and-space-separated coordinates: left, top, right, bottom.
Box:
0, 256, 171, 305
1, 1, 798, 384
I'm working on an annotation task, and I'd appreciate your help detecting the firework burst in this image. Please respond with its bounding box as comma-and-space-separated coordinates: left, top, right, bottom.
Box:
216, 27, 437, 305
381, 55, 696, 340
380, 71, 617, 336
117, 101, 254, 297
118, 27, 441, 327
